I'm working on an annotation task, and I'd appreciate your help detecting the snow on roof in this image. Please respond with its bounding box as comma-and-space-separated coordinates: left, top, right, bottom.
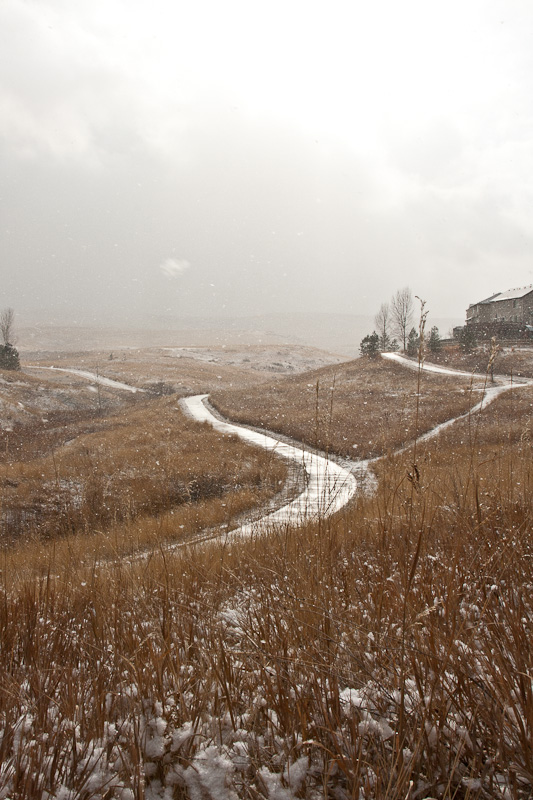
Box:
480, 285, 533, 304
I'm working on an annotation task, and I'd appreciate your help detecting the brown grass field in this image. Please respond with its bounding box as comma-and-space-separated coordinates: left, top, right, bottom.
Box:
24, 342, 342, 394
425, 342, 533, 379
211, 357, 484, 460
0, 390, 287, 573
0, 344, 532, 799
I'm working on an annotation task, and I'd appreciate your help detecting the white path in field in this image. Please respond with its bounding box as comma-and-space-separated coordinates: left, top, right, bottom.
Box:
25, 367, 357, 534
180, 394, 357, 539
380, 352, 533, 446
382, 351, 532, 383
27, 357, 532, 553
381, 351, 475, 377
26, 366, 144, 393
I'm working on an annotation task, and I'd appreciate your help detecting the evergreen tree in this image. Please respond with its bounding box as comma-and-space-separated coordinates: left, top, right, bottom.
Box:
459, 326, 476, 353
428, 326, 441, 353
0, 343, 20, 370
359, 332, 380, 358
377, 333, 389, 351
407, 327, 420, 357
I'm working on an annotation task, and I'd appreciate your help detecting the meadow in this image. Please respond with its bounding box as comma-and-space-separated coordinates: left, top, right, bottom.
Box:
0, 370, 288, 574
0, 344, 531, 799
211, 356, 484, 460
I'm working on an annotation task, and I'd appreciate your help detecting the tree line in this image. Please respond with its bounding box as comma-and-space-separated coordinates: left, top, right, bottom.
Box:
360, 287, 441, 358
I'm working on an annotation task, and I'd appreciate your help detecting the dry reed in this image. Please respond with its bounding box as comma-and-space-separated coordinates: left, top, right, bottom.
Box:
211, 357, 483, 460
0, 352, 531, 798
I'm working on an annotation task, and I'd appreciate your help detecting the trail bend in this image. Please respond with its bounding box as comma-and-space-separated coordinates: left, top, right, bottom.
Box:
23, 357, 533, 552
180, 394, 358, 540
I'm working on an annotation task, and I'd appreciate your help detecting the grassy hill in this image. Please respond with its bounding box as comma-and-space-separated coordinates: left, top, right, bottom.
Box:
0, 344, 531, 799
211, 356, 483, 460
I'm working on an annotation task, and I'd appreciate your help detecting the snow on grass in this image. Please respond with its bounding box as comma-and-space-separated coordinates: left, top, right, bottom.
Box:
2, 352, 533, 798
2, 513, 531, 799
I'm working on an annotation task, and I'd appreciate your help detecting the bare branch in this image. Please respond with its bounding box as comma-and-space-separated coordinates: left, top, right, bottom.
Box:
0, 307, 15, 346
374, 302, 390, 349
390, 288, 414, 352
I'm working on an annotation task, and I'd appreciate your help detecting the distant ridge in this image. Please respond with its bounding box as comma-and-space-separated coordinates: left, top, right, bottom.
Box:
18, 312, 462, 356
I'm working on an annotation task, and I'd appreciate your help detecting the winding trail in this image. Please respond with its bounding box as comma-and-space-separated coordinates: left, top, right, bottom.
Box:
380, 351, 532, 448
181, 356, 532, 537
26, 365, 144, 393
25, 356, 533, 548
180, 394, 357, 538
381, 351, 475, 377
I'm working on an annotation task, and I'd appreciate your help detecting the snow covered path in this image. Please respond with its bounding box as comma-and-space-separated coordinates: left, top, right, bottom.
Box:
381, 350, 533, 444
25, 357, 531, 548
26, 366, 144, 393
24, 367, 357, 537
381, 351, 476, 377
180, 394, 357, 538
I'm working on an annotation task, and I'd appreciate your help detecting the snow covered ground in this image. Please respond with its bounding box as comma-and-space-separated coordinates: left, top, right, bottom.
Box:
4, 355, 533, 799
24, 360, 529, 549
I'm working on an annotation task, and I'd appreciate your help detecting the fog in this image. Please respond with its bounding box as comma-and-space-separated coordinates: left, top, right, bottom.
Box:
2, 0, 533, 334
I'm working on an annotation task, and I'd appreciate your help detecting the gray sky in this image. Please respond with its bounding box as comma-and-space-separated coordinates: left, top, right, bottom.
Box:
2, 0, 533, 328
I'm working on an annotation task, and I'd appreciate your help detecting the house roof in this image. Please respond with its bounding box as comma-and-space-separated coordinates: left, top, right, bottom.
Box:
478, 285, 533, 304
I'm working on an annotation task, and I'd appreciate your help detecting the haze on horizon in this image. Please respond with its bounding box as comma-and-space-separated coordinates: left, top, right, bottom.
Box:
2, 0, 533, 331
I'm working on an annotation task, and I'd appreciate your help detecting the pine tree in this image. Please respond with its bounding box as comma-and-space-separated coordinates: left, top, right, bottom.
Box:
459, 326, 476, 353
428, 326, 441, 353
0, 343, 20, 370
406, 327, 419, 357
359, 332, 380, 358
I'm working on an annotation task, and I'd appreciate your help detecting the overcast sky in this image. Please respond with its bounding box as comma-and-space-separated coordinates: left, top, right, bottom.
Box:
1, 0, 533, 328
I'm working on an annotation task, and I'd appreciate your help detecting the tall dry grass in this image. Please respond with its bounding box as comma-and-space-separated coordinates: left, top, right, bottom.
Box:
211, 358, 483, 460
1, 394, 287, 569
0, 353, 532, 798
422, 342, 533, 379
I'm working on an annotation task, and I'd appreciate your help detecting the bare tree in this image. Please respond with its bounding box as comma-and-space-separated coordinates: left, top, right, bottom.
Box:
374, 302, 391, 350
0, 308, 15, 345
391, 287, 414, 351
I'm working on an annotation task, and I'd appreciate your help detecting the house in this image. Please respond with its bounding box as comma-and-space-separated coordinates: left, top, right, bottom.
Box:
466, 285, 533, 327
